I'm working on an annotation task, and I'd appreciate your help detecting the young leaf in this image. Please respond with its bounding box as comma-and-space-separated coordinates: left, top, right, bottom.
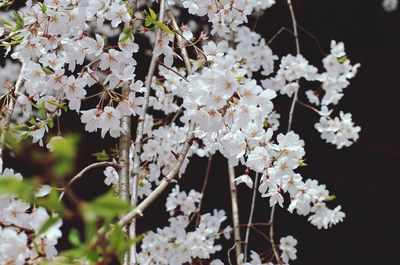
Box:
68, 228, 82, 247
37, 215, 61, 236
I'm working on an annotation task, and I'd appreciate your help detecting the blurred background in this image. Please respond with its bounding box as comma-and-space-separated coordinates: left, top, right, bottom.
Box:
3, 0, 400, 264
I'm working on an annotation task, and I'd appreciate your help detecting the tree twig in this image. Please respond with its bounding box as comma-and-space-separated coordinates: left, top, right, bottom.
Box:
59, 161, 118, 201
189, 155, 212, 226
119, 86, 133, 265
244, 173, 259, 261
228, 165, 242, 263
118, 122, 195, 227
128, 1, 166, 264
166, 7, 192, 72
269, 1, 301, 264
0, 63, 25, 173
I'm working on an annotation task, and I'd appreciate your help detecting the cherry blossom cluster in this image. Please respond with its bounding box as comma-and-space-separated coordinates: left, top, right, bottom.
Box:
261, 40, 361, 149
382, 0, 398, 11
176, 0, 275, 35
0, 168, 62, 265
314, 110, 361, 149
137, 185, 231, 265
237, 130, 345, 229
1, 0, 147, 144
0, 0, 365, 264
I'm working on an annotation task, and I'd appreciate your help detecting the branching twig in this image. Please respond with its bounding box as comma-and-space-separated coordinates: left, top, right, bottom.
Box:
128, 1, 166, 264
167, 8, 192, 73
269, 1, 301, 264
118, 122, 195, 227
59, 161, 118, 201
119, 86, 132, 265
190, 155, 212, 226
287, 0, 301, 133
244, 173, 259, 261
0, 63, 25, 173
228, 165, 242, 263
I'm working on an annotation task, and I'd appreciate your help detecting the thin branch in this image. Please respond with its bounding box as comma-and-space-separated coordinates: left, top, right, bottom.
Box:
190, 155, 212, 226
167, 8, 192, 73
59, 161, 117, 201
0, 63, 25, 173
118, 86, 131, 203
269, 1, 301, 264
118, 122, 195, 227
159, 63, 189, 82
244, 173, 260, 261
296, 99, 320, 113
286, 0, 301, 133
228, 165, 242, 263
128, 1, 166, 264
119, 86, 133, 265
297, 24, 327, 56
227, 241, 238, 265
131, 0, 167, 190
267, 27, 295, 46
268, 205, 283, 265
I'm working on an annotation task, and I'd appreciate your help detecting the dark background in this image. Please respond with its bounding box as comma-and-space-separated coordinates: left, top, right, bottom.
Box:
4, 0, 400, 264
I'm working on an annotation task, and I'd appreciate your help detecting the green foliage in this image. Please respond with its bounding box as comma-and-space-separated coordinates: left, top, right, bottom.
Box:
0, 176, 65, 214
142, 7, 174, 35
60, 193, 137, 264
338, 55, 348, 64
323, 195, 336, 202
298, 159, 307, 167
48, 134, 80, 178
39, 3, 47, 13
4, 129, 23, 154
0, 176, 36, 202
36, 187, 65, 216
82, 192, 131, 223
37, 214, 61, 236
92, 150, 110, 161
13, 11, 24, 30
0, 0, 14, 9
119, 26, 134, 43
68, 228, 82, 247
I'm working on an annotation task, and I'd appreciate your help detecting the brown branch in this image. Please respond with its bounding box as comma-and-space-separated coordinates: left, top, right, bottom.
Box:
128, 1, 166, 264
269, 1, 301, 265
228, 165, 242, 263
118, 122, 195, 227
244, 173, 260, 260
0, 63, 25, 173
58, 161, 117, 201
187, 155, 212, 226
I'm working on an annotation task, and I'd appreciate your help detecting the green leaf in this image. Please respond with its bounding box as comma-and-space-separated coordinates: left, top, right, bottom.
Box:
49, 134, 80, 178
154, 21, 173, 35
39, 3, 47, 13
323, 195, 336, 202
4, 130, 22, 154
119, 33, 130, 43
148, 7, 157, 20
13, 11, 24, 31
107, 225, 129, 263
36, 187, 65, 215
1, 18, 13, 28
338, 55, 348, 64
145, 17, 153, 27
41, 66, 54, 75
0, 177, 36, 203
82, 192, 131, 223
263, 119, 269, 129
298, 159, 307, 167
37, 215, 60, 236
92, 150, 109, 161
68, 228, 82, 247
